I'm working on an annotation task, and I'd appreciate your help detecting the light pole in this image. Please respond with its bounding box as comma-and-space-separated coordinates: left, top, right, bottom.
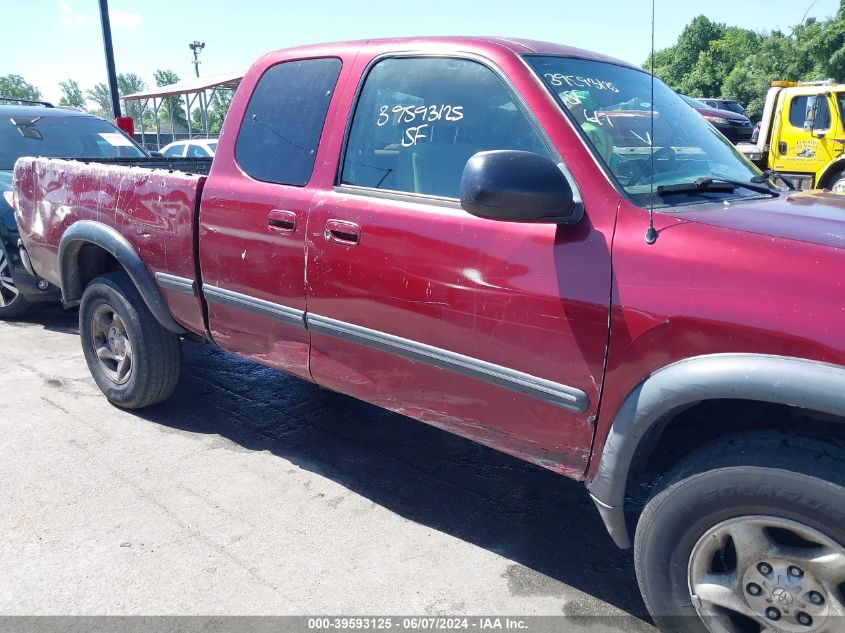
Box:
98, 0, 121, 118
189, 41, 208, 136
189, 41, 205, 78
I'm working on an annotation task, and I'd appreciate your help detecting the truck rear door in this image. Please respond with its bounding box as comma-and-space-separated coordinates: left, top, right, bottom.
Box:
198, 56, 345, 380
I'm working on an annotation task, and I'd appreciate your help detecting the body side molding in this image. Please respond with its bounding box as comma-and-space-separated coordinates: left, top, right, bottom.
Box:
59, 221, 185, 334
203, 284, 307, 328
307, 313, 589, 413
155, 272, 197, 297
587, 353, 845, 549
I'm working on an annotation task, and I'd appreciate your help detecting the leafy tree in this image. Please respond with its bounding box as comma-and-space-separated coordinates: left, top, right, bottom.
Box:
722, 32, 805, 118
86, 82, 113, 117
154, 69, 188, 130
86, 74, 152, 129
58, 79, 85, 109
208, 90, 234, 133
646, 1, 845, 120
645, 16, 725, 91
645, 17, 760, 98
116, 73, 149, 130
191, 89, 233, 134
0, 74, 42, 102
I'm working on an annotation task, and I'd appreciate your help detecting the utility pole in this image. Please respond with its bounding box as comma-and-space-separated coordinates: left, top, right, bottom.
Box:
97, 0, 121, 118
189, 41, 205, 78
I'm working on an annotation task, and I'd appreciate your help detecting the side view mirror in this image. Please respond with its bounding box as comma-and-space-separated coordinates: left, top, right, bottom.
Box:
459, 150, 582, 224
149, 151, 163, 157
811, 93, 829, 138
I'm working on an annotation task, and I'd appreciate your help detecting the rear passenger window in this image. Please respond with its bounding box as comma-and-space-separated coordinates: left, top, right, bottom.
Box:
341, 57, 552, 199
236, 57, 342, 186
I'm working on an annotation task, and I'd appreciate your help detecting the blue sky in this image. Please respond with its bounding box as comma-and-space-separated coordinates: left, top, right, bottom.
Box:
2, 0, 841, 105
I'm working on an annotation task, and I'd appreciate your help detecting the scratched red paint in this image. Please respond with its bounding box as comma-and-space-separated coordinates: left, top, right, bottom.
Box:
13, 36, 845, 484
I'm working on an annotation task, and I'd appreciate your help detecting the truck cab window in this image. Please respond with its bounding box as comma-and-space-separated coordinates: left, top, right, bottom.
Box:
341, 57, 553, 199
236, 57, 342, 186
789, 95, 830, 131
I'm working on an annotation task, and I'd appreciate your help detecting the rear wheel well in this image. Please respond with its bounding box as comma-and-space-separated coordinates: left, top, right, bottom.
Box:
77, 243, 121, 291
64, 242, 121, 302
625, 399, 845, 510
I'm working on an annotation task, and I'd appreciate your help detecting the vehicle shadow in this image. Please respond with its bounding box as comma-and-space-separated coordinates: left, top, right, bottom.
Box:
131, 341, 650, 621
2, 303, 79, 335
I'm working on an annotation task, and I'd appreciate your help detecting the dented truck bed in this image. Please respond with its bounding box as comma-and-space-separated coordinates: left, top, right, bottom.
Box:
13, 157, 208, 335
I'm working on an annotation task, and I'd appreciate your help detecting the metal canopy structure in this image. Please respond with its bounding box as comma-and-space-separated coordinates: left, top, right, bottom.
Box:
121, 71, 243, 149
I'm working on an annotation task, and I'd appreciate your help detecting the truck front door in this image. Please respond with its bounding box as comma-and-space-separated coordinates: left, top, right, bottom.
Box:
305, 55, 613, 476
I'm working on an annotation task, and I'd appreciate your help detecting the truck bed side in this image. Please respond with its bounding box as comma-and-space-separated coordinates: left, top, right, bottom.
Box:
14, 157, 207, 335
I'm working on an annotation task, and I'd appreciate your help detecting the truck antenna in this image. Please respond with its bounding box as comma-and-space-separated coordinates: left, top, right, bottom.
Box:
645, 0, 658, 245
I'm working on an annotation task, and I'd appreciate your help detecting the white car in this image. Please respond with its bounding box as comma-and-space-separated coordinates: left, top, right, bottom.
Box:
159, 139, 218, 158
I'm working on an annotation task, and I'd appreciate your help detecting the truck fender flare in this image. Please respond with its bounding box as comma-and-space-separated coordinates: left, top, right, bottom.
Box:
59, 221, 185, 335
817, 157, 845, 188
586, 353, 845, 548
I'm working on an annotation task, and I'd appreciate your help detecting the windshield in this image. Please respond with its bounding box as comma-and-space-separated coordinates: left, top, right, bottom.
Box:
721, 102, 746, 116
0, 114, 146, 170
525, 56, 761, 207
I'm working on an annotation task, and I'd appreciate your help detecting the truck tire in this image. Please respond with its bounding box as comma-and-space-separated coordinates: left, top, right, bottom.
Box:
634, 432, 845, 633
827, 169, 845, 193
79, 271, 181, 409
0, 242, 32, 318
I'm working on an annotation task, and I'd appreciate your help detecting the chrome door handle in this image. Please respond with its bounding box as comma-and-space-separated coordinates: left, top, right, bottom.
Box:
324, 219, 360, 246
267, 209, 297, 232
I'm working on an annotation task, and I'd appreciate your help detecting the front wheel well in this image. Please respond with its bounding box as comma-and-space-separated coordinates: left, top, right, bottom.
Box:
625, 399, 845, 509
817, 164, 845, 189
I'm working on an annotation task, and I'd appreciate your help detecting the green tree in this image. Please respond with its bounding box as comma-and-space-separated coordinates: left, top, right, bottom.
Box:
86, 82, 113, 117
208, 90, 233, 133
722, 32, 806, 118
86, 74, 153, 129
645, 16, 725, 90
0, 74, 42, 102
116, 73, 149, 130
58, 79, 85, 109
154, 69, 187, 131
646, 1, 845, 120
191, 89, 233, 134
645, 16, 760, 98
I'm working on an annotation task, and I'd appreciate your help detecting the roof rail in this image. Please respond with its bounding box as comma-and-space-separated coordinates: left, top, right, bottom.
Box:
0, 97, 55, 108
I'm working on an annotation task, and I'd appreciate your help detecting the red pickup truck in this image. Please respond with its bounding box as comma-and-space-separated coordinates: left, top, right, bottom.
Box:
11, 37, 845, 632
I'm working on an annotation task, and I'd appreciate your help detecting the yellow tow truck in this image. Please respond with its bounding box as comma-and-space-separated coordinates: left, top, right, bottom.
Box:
738, 80, 845, 191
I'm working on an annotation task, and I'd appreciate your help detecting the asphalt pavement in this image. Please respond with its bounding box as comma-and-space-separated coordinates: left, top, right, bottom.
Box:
0, 304, 654, 631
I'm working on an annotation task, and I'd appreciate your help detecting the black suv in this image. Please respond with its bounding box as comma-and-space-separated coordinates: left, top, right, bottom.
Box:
0, 103, 149, 317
